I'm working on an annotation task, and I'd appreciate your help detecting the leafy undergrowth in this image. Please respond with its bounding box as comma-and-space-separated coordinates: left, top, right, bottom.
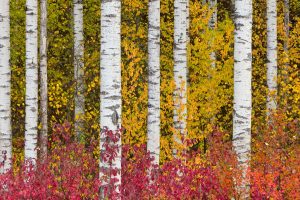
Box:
0, 113, 299, 199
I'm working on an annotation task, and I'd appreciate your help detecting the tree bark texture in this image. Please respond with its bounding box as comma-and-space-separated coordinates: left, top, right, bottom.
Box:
147, 0, 161, 166
0, 0, 12, 173
266, 0, 277, 113
173, 0, 188, 156
39, 0, 48, 161
233, 0, 253, 197
74, 0, 85, 138
100, 0, 122, 197
25, 0, 38, 164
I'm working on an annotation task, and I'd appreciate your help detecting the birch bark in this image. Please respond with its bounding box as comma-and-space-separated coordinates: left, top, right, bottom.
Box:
147, 0, 161, 166
74, 0, 85, 138
0, 0, 12, 173
266, 0, 277, 113
100, 0, 122, 196
233, 0, 252, 197
40, 0, 48, 160
25, 0, 38, 164
209, 0, 217, 68
173, 0, 188, 156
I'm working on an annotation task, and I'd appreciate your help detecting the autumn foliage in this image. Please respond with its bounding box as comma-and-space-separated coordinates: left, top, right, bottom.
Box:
1, 113, 299, 199
251, 112, 300, 199
8, 0, 300, 162
3, 0, 300, 199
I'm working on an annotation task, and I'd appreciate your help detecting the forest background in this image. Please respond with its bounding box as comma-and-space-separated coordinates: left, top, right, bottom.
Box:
1, 0, 300, 198
9, 0, 300, 162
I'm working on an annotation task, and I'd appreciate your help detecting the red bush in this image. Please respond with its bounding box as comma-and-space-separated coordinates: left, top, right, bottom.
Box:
0, 115, 299, 199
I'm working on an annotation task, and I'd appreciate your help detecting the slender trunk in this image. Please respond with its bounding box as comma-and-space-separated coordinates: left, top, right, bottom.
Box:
147, 0, 160, 166
209, 0, 217, 68
231, 0, 235, 19
40, 0, 48, 161
266, 0, 277, 113
25, 0, 38, 165
173, 0, 188, 156
74, 0, 85, 138
233, 0, 252, 197
209, 0, 217, 28
0, 0, 12, 173
283, 0, 289, 97
186, 0, 189, 160
100, 0, 122, 197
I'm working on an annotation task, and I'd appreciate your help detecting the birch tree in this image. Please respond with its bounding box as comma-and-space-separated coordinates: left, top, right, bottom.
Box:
209, 0, 217, 68
25, 0, 38, 164
147, 0, 161, 166
74, 0, 85, 138
40, 0, 48, 160
233, 0, 252, 197
100, 0, 122, 196
266, 0, 277, 113
0, 0, 12, 173
208, 0, 217, 33
173, 0, 188, 156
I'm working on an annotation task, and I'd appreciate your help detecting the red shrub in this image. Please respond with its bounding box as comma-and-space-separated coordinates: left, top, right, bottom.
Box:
0, 114, 299, 199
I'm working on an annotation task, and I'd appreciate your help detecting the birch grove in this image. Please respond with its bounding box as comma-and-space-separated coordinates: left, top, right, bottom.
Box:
266, 0, 277, 113
147, 0, 161, 166
233, 0, 253, 197
0, 1, 299, 198
25, 0, 38, 164
40, 0, 48, 160
100, 0, 122, 196
74, 0, 85, 138
0, 0, 12, 173
173, 0, 188, 156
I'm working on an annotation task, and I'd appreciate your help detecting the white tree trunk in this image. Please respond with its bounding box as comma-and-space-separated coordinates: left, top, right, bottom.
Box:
0, 0, 12, 173
208, 0, 217, 25
147, 0, 161, 166
25, 0, 38, 164
74, 0, 85, 138
40, 0, 48, 161
100, 0, 122, 197
266, 0, 277, 113
233, 0, 252, 197
209, 0, 217, 68
173, 0, 188, 156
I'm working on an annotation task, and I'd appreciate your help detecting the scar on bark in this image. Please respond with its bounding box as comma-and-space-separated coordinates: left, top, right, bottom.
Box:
112, 110, 118, 126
